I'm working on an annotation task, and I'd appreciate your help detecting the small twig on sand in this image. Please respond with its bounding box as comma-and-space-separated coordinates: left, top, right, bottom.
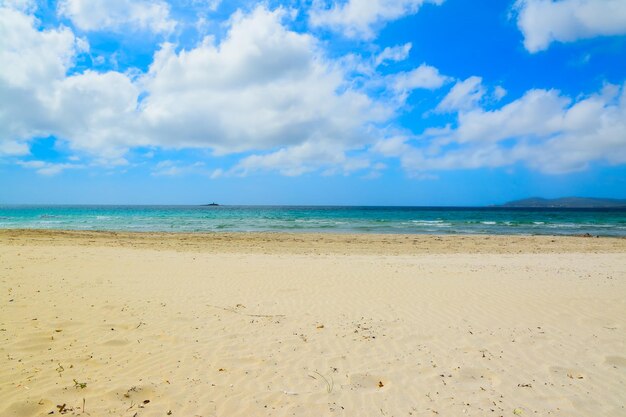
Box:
310, 371, 334, 393
206, 304, 285, 318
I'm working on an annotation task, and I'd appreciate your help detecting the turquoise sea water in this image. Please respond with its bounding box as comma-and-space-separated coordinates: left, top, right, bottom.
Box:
1, 205, 625, 236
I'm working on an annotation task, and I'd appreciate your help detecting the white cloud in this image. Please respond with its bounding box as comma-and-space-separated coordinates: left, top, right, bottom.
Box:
310, 0, 445, 40
0, 7, 78, 152
17, 160, 84, 175
493, 85, 507, 101
514, 0, 626, 52
375, 43, 412, 66
0, 8, 76, 88
436, 76, 485, 112
452, 89, 568, 144
8, 3, 623, 179
1, 6, 393, 174
58, 0, 176, 33
152, 160, 206, 176
200, 0, 221, 12
339, 51, 448, 107
392, 64, 449, 92
372, 135, 411, 157
0, 0, 36, 12
396, 83, 626, 174
52, 70, 141, 158
0, 7, 141, 162
0, 140, 29, 156
137, 7, 390, 155
232, 142, 371, 177
209, 168, 223, 179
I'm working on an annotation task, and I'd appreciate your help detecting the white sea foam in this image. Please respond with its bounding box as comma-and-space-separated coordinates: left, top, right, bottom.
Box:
411, 220, 444, 224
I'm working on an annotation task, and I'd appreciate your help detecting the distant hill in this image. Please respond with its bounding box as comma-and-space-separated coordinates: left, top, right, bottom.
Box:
500, 197, 626, 208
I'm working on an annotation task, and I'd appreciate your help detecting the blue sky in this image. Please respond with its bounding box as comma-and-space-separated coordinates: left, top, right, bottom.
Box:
1, 0, 625, 205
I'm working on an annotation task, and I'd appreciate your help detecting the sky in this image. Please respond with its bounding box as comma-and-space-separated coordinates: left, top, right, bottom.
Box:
1, 0, 625, 206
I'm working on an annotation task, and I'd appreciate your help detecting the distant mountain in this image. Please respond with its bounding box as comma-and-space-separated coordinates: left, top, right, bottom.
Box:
500, 197, 626, 208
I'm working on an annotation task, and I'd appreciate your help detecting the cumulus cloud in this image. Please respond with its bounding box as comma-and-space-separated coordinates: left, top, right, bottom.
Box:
339, 50, 448, 106
0, 7, 78, 151
436, 76, 485, 112
493, 86, 507, 101
58, 0, 176, 33
451, 89, 568, 144
392, 64, 450, 93
232, 142, 371, 177
375, 43, 412, 66
138, 7, 389, 155
1, 6, 394, 174
0, 6, 142, 162
201, 0, 221, 12
52, 70, 140, 158
394, 83, 626, 174
514, 0, 626, 52
310, 0, 445, 40
0, 0, 36, 12
6, 3, 623, 179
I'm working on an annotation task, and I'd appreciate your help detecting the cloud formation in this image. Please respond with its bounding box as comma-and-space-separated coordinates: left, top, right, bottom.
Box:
232, 142, 370, 176
139, 7, 389, 155
515, 0, 626, 52
2, 1, 625, 180
0, 5, 394, 173
392, 64, 450, 92
0, 6, 78, 154
436, 76, 485, 112
58, 0, 176, 33
17, 160, 84, 175
1, 0, 36, 12
310, 0, 444, 39
387, 82, 626, 174
375, 43, 412, 66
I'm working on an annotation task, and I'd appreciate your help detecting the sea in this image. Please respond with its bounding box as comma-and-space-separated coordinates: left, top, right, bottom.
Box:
0, 205, 625, 236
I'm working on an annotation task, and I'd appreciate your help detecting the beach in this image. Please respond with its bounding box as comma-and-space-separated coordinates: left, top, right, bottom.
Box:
1, 230, 625, 417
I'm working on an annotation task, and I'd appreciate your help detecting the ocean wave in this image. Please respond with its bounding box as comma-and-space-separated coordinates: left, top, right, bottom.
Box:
546, 223, 579, 228
411, 220, 444, 224
409, 220, 451, 227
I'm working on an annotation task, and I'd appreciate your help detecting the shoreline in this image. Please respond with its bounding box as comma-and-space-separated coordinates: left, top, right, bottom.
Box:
1, 228, 625, 254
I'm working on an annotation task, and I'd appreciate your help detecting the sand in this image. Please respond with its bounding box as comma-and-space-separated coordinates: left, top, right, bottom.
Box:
1, 230, 625, 417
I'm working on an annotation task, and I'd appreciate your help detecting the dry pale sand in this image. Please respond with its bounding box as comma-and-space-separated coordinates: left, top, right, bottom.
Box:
1, 230, 625, 417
